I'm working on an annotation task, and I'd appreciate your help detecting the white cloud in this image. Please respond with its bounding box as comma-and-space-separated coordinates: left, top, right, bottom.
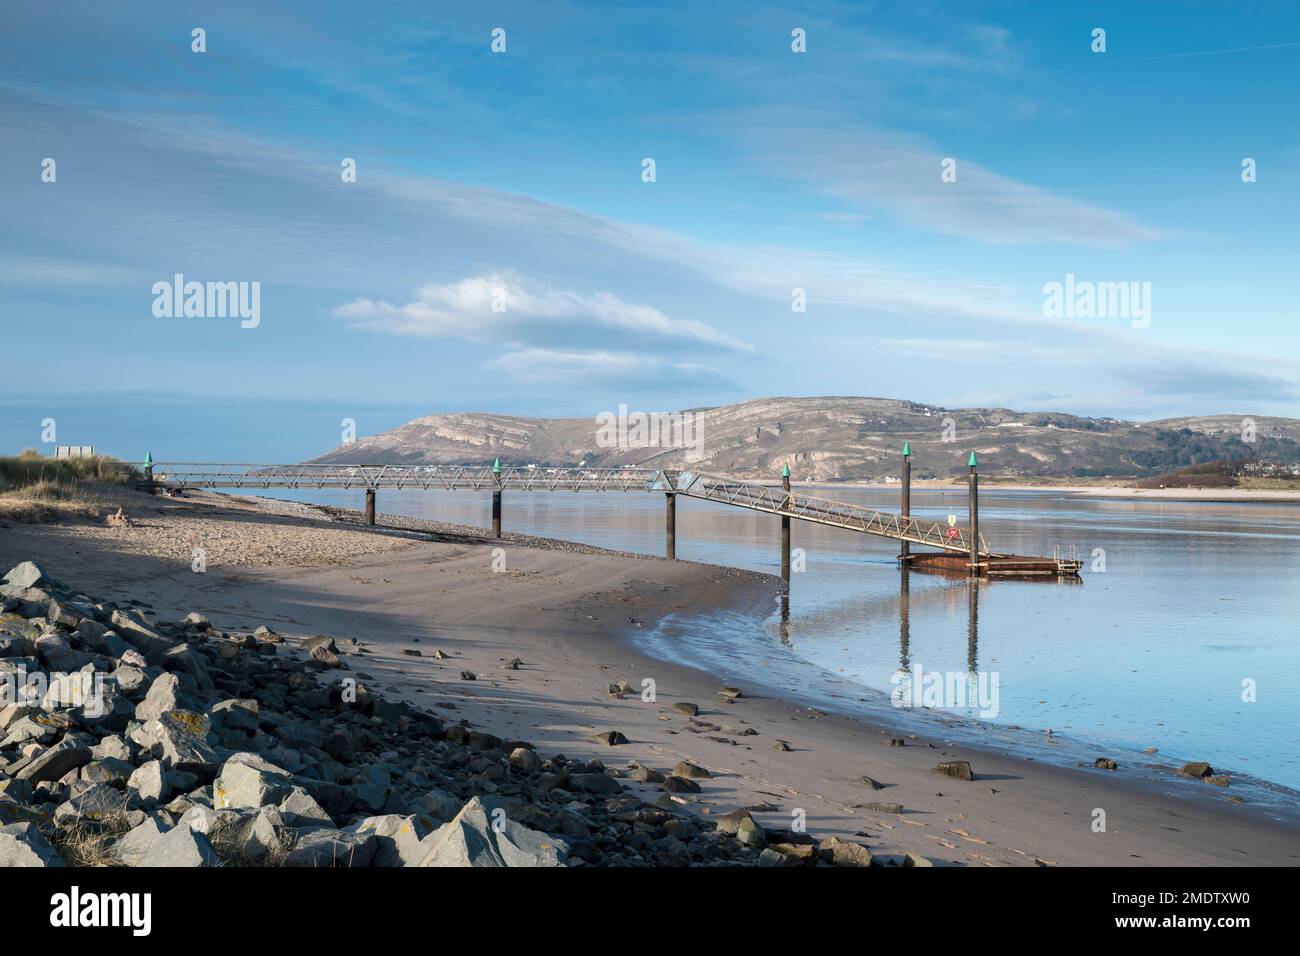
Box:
335, 273, 753, 353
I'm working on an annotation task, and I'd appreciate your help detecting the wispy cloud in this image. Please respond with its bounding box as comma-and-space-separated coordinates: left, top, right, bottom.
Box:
749, 125, 1164, 246
484, 349, 738, 388
335, 273, 753, 353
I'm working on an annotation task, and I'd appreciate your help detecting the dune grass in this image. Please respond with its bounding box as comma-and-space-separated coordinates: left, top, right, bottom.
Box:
0, 450, 134, 523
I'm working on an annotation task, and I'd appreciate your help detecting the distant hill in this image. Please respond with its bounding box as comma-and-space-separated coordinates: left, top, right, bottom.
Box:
1135, 458, 1300, 489
310, 396, 1300, 481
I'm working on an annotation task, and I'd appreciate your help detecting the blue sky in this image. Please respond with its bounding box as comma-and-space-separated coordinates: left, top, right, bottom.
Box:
2, 1, 1298, 459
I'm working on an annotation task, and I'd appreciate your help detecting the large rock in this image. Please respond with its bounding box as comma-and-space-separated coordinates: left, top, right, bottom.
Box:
0, 821, 64, 866
150, 710, 218, 774
110, 818, 169, 867
349, 814, 435, 867
14, 737, 92, 783
127, 759, 170, 807
134, 672, 182, 722
109, 609, 171, 659
228, 807, 285, 863
35, 634, 93, 672
414, 796, 570, 868
818, 836, 874, 867
137, 821, 221, 867
716, 808, 766, 847
413, 786, 462, 822
3, 563, 48, 591
279, 786, 333, 828
82, 756, 135, 788
932, 760, 974, 781
213, 753, 293, 811
109, 816, 169, 868
285, 828, 377, 868
54, 783, 124, 826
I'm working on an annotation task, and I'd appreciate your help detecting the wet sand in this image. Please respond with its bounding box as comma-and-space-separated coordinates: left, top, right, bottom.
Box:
3, 489, 1297, 866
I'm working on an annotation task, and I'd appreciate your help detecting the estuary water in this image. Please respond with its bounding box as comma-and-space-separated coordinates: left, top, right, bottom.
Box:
245, 484, 1300, 801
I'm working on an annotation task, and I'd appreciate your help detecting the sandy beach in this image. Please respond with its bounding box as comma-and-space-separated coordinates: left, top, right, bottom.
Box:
3, 486, 1297, 867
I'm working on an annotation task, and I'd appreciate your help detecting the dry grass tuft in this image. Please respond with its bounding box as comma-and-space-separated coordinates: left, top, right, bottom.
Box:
0, 454, 133, 524
44, 799, 135, 867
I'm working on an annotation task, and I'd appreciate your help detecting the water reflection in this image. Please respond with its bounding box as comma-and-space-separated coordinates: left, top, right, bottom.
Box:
898, 568, 911, 676
967, 578, 979, 674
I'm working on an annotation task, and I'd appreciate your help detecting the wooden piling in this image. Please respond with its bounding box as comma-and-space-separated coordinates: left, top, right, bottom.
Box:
967, 452, 979, 574
665, 493, 676, 559
900, 443, 911, 561
491, 458, 502, 538
780, 464, 791, 582
364, 488, 376, 526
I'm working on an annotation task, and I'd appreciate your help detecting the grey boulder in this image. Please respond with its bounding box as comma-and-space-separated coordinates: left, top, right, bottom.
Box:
414, 796, 569, 868
0, 821, 64, 866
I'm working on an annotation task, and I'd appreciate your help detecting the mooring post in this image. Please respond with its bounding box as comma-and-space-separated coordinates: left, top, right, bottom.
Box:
364, 488, 376, 526
491, 458, 502, 538
665, 492, 676, 559
900, 442, 912, 562
780, 463, 791, 582
967, 451, 980, 575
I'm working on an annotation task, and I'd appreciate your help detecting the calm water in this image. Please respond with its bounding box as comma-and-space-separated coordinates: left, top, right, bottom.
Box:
246, 485, 1300, 799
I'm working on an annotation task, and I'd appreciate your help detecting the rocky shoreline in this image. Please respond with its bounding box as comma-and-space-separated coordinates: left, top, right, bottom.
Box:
0, 559, 879, 868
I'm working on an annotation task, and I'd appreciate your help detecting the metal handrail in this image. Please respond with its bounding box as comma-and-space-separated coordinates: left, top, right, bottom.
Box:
148, 462, 994, 554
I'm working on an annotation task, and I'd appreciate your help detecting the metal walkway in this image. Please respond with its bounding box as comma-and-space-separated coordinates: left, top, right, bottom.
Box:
670, 470, 990, 556
150, 461, 992, 556
150, 462, 661, 492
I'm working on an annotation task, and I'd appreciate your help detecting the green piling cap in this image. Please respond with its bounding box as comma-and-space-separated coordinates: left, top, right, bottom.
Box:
781, 463, 790, 477
902, 442, 911, 458
968, 452, 978, 468
492, 458, 501, 473
143, 451, 153, 467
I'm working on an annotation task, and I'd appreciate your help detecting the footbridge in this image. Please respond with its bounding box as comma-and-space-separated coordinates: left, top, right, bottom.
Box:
142, 452, 1080, 579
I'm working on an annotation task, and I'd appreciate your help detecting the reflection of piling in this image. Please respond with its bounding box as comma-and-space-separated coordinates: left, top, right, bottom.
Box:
967, 579, 979, 672
491, 458, 502, 538
364, 488, 376, 526
899, 567, 911, 674
900, 442, 911, 562
665, 493, 676, 559
967, 452, 980, 574
780, 464, 791, 583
